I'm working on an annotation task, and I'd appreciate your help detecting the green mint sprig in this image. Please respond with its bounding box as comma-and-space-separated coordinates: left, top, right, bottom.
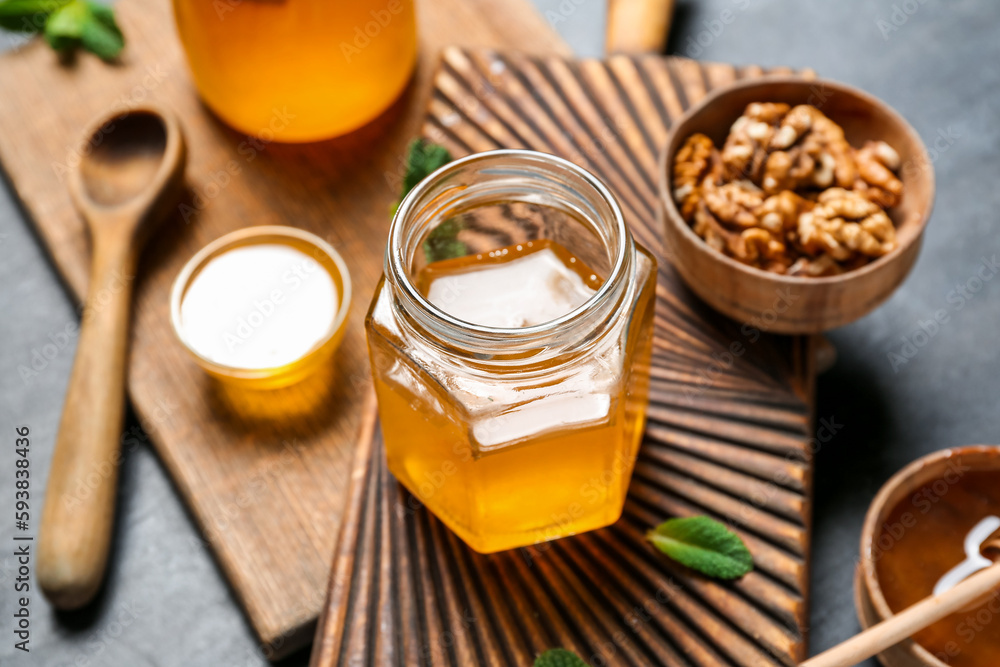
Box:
394, 139, 470, 263
647, 516, 753, 580
0, 0, 124, 60
393, 138, 452, 216
534, 648, 589, 667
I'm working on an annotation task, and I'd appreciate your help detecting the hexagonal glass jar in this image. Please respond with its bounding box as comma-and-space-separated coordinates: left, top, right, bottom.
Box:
366, 150, 656, 553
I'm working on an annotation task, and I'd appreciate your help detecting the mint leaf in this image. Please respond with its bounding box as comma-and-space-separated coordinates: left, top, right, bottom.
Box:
647, 516, 753, 580
534, 648, 589, 667
423, 216, 467, 264
85, 0, 110, 23
392, 138, 452, 215
79, 1, 122, 59
43, 0, 85, 49
4, 0, 122, 59
0, 0, 66, 33
393, 139, 467, 263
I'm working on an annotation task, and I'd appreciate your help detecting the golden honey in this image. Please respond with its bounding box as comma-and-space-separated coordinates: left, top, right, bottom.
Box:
366, 150, 656, 553
876, 469, 1000, 666
171, 227, 351, 389
172, 0, 417, 141
413, 240, 603, 326
180, 244, 337, 369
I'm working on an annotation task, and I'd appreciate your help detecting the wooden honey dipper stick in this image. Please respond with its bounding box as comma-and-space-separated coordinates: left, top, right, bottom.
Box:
801, 528, 1000, 667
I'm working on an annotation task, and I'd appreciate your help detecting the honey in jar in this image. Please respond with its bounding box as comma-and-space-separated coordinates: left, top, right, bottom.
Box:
172, 0, 417, 141
366, 150, 656, 553
413, 239, 603, 327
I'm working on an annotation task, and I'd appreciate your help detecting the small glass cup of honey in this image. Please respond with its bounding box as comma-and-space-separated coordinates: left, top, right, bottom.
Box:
366, 149, 658, 553
171, 226, 351, 389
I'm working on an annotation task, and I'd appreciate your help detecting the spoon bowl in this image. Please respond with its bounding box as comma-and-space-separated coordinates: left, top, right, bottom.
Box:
68, 106, 185, 238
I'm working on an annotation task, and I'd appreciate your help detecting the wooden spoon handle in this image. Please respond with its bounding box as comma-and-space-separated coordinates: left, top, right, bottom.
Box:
606, 0, 675, 54
38, 235, 136, 609
801, 562, 1000, 667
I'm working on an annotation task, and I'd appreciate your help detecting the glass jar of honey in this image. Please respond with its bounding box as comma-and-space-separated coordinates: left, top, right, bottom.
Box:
366, 150, 657, 553
172, 0, 417, 142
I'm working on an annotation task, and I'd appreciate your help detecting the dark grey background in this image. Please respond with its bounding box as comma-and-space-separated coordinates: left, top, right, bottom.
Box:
1, 1, 997, 665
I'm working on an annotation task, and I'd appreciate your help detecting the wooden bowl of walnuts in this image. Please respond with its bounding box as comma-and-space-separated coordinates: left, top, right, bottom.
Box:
659, 77, 934, 333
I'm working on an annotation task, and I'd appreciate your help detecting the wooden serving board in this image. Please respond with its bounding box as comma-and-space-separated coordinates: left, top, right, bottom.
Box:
311, 49, 818, 667
0, 0, 569, 658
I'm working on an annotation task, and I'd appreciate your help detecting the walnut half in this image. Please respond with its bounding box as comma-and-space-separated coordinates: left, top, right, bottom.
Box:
797, 188, 897, 261
673, 133, 715, 220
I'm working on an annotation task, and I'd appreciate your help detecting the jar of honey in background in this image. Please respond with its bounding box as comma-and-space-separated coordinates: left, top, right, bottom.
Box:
366, 150, 657, 553
172, 0, 417, 142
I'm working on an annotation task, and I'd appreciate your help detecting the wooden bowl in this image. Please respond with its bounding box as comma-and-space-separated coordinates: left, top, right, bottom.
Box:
856, 445, 1000, 666
658, 77, 935, 333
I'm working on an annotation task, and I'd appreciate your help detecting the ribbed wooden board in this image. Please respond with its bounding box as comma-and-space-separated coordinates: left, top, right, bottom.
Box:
312, 49, 817, 667
0, 3, 568, 659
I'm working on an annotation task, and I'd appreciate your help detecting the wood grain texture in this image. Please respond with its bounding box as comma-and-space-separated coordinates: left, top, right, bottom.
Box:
0, 0, 567, 658
312, 49, 817, 667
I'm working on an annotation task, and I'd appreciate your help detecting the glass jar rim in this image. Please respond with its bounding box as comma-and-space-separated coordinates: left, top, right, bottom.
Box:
387, 149, 632, 348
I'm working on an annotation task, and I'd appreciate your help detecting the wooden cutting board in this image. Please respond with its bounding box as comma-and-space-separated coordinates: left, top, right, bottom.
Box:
0, 0, 569, 658
311, 49, 817, 667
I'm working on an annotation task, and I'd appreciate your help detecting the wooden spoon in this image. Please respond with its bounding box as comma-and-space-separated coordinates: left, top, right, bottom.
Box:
801, 533, 1000, 667
38, 105, 185, 609
606, 0, 676, 54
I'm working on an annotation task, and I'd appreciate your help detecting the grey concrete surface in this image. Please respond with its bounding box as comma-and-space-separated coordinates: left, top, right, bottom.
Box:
0, 1, 997, 665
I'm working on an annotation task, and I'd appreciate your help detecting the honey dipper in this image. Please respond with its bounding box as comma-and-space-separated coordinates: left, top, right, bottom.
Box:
801, 525, 1000, 667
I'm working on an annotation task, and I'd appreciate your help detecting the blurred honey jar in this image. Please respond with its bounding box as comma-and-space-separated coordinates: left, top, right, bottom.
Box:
172, 0, 418, 141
